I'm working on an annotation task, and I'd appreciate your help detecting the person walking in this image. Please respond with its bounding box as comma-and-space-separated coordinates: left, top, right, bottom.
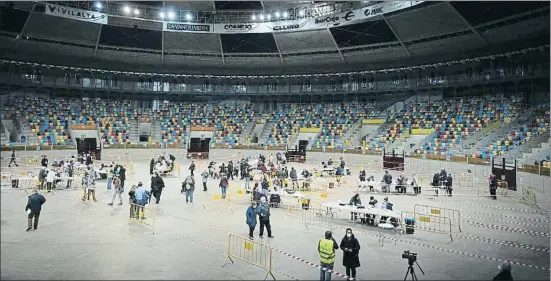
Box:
219, 173, 229, 199
382, 171, 392, 193
340, 228, 360, 281
201, 170, 209, 191
189, 161, 196, 176
8, 150, 18, 167
150, 173, 165, 204
318, 230, 339, 281
493, 261, 513, 280
25, 189, 46, 231
257, 197, 274, 238
184, 175, 195, 203
246, 201, 258, 239
108, 175, 123, 206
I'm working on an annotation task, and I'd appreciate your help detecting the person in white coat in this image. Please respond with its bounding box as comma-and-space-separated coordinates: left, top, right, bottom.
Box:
45, 169, 55, 192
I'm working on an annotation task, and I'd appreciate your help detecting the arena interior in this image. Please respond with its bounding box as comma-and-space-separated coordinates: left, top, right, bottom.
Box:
0, 1, 550, 280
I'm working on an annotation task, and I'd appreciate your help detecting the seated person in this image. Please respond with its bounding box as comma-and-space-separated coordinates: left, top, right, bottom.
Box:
321, 161, 327, 169
396, 174, 407, 194
301, 169, 310, 178
327, 159, 334, 166
368, 196, 378, 206
335, 166, 343, 184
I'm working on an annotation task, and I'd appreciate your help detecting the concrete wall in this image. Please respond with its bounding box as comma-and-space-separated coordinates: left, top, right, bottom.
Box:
72, 129, 97, 139
2, 148, 549, 205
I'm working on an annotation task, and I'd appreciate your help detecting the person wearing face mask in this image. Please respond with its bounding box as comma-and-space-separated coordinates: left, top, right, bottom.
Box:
318, 230, 339, 281
340, 228, 360, 281
257, 197, 274, 239
246, 202, 258, 239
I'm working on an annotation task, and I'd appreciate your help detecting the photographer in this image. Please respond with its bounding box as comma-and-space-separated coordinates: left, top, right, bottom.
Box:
318, 230, 339, 281
340, 228, 360, 281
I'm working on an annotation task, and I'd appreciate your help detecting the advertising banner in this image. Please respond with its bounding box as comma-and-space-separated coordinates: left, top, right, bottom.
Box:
45, 3, 108, 24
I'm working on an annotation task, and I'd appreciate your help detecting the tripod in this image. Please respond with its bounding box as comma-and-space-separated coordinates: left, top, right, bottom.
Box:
403, 260, 425, 281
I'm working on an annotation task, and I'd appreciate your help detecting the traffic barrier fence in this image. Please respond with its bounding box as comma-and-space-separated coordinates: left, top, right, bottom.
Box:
223, 233, 276, 281
401, 211, 454, 242
414, 204, 461, 232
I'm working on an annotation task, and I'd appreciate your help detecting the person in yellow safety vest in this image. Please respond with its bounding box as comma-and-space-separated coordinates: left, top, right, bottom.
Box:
106, 168, 113, 190
318, 230, 339, 281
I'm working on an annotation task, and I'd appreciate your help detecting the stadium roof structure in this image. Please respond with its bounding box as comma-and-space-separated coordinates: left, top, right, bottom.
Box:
0, 1, 549, 75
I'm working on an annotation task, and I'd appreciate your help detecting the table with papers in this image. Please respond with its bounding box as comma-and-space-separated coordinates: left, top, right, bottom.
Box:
322, 201, 401, 226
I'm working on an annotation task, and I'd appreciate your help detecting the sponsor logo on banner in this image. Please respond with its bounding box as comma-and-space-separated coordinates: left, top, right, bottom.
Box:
364, 7, 384, 17
45, 3, 108, 24
269, 20, 310, 32
163, 22, 212, 33
223, 24, 256, 32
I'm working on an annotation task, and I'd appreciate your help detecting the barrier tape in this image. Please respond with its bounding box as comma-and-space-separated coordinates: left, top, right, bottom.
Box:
454, 233, 550, 253
324, 225, 550, 272
154, 209, 353, 279
466, 210, 550, 223
462, 215, 549, 229
162, 228, 299, 280
430, 200, 549, 214
464, 221, 551, 238
276, 207, 551, 272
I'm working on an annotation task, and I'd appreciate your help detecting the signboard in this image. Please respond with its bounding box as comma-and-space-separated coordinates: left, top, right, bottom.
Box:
72, 125, 96, 130
163, 1, 424, 34
45, 3, 108, 24
163, 22, 212, 33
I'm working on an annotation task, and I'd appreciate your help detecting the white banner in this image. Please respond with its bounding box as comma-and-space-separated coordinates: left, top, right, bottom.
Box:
165, 1, 424, 34
162, 22, 212, 33
45, 3, 108, 24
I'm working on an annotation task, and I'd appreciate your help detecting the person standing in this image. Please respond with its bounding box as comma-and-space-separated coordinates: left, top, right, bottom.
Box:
246, 201, 258, 239
38, 167, 47, 190
257, 197, 274, 238
445, 173, 453, 196
489, 174, 498, 200
228, 161, 234, 180
382, 171, 392, 193
201, 170, 209, 191
82, 167, 97, 202
41, 155, 48, 168
133, 182, 150, 219
118, 165, 126, 189
189, 161, 196, 176
318, 230, 339, 281
108, 175, 123, 206
184, 175, 195, 204
493, 261, 513, 280
8, 150, 18, 167
290, 167, 298, 189
25, 189, 46, 231
219, 173, 229, 199
45, 169, 55, 192
149, 158, 155, 175
106, 168, 113, 190
151, 173, 165, 204
340, 228, 360, 281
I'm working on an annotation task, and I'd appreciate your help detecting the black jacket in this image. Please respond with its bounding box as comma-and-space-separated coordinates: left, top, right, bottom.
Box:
41, 158, 48, 167
151, 176, 165, 190
349, 195, 362, 206
26, 193, 46, 213
493, 270, 513, 280
340, 235, 361, 268
118, 166, 126, 181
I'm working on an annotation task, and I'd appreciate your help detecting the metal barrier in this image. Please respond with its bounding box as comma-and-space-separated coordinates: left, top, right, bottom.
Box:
301, 207, 337, 231
223, 233, 276, 281
413, 204, 461, 233
401, 211, 454, 242
520, 186, 538, 208
129, 203, 156, 234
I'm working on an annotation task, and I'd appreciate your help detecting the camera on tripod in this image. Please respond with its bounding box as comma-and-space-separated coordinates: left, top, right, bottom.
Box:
402, 250, 424, 281
401, 250, 417, 263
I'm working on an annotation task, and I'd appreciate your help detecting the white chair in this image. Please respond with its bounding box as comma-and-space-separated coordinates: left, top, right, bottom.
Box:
378, 222, 397, 247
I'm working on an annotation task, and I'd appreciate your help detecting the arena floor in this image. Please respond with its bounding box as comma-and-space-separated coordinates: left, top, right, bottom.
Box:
1, 154, 550, 280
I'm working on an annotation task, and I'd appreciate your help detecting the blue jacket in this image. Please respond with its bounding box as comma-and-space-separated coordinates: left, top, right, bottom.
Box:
257, 202, 270, 221
26, 193, 46, 213
134, 187, 150, 205
246, 206, 258, 226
